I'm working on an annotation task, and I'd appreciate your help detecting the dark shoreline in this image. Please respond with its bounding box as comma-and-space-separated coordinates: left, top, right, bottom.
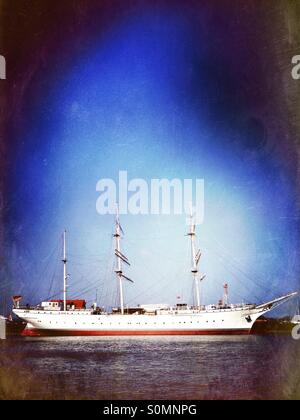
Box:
251, 317, 297, 335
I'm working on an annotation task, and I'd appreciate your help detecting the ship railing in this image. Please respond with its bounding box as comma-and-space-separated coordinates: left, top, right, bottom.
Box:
15, 305, 36, 310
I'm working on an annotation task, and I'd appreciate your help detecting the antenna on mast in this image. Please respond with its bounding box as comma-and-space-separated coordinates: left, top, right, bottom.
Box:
223, 283, 229, 307
113, 205, 133, 315
187, 205, 205, 309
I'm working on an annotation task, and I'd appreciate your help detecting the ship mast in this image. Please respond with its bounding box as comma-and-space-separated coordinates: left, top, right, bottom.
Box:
62, 230, 68, 311
187, 208, 205, 309
114, 206, 133, 314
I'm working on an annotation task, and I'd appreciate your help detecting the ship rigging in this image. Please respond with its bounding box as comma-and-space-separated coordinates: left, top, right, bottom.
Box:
12, 209, 297, 336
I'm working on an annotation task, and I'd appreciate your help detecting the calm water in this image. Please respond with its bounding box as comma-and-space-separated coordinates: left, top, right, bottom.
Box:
0, 335, 300, 400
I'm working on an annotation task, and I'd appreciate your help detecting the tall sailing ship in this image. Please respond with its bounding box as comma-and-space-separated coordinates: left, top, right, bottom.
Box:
13, 210, 297, 336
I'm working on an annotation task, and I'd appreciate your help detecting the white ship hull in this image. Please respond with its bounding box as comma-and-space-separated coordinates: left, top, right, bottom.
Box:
13, 304, 277, 337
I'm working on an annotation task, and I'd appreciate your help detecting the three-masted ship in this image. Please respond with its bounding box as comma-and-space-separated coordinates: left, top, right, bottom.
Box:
13, 210, 297, 336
